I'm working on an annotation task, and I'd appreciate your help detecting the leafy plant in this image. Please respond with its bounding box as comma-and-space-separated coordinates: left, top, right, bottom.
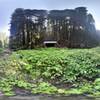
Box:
0, 47, 100, 96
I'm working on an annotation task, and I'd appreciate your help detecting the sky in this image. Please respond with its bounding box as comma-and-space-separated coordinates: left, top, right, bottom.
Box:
0, 0, 100, 36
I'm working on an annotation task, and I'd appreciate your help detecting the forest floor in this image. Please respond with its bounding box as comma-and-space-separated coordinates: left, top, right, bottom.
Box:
0, 47, 100, 99
0, 95, 100, 100
0, 49, 11, 59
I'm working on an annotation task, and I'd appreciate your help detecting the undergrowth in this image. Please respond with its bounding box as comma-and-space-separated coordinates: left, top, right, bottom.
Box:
0, 47, 100, 97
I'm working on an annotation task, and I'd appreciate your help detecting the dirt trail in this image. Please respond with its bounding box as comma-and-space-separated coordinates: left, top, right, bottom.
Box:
0, 95, 99, 100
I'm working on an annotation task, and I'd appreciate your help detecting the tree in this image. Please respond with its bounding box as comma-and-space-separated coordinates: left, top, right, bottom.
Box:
10, 7, 98, 49
10, 8, 26, 49
0, 40, 3, 48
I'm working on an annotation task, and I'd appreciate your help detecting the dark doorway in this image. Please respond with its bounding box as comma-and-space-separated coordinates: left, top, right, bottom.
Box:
44, 41, 57, 47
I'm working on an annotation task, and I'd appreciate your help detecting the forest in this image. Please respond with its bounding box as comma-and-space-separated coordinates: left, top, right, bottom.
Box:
0, 7, 100, 98
0, 47, 100, 97
9, 7, 100, 49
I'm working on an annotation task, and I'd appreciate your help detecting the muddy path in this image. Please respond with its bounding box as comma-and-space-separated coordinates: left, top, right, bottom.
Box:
0, 95, 99, 100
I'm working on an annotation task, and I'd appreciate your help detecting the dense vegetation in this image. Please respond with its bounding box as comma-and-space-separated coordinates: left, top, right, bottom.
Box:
0, 48, 100, 96
0, 48, 3, 54
10, 7, 99, 49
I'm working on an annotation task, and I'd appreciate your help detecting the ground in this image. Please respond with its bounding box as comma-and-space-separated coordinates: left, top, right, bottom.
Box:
0, 47, 100, 98
0, 95, 100, 100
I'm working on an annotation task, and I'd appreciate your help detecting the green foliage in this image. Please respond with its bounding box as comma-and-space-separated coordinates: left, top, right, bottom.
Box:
0, 41, 3, 48
0, 47, 100, 96
0, 48, 3, 53
0, 77, 35, 96
0, 78, 15, 96
32, 82, 58, 94
93, 78, 100, 91
11, 48, 100, 83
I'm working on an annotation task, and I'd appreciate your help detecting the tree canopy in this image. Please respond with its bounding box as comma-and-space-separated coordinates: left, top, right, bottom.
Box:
9, 7, 99, 49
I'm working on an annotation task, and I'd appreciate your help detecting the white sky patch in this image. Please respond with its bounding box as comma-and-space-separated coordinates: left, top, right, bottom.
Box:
0, 26, 10, 36
95, 23, 100, 30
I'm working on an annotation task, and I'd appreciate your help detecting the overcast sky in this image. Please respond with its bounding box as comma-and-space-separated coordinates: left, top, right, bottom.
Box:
0, 0, 100, 35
